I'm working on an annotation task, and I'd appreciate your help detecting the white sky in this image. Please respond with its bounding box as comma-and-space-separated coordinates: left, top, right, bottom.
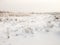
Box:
0, 0, 60, 12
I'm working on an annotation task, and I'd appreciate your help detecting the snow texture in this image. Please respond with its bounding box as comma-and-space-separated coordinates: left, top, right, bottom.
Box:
0, 14, 60, 45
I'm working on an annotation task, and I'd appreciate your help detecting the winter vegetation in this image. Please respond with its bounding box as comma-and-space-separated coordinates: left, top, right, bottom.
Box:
0, 11, 60, 45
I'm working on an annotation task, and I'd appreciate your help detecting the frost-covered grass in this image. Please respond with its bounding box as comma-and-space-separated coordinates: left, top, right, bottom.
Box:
0, 14, 60, 45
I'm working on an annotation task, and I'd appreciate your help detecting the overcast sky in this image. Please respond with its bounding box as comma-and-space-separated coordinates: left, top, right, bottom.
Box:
0, 0, 60, 12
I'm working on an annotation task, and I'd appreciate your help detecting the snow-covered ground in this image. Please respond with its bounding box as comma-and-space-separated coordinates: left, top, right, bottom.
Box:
0, 13, 60, 45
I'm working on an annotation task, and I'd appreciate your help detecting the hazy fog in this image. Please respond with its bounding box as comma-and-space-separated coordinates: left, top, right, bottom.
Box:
0, 0, 60, 12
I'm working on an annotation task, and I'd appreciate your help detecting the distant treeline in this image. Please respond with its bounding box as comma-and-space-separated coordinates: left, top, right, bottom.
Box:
30, 12, 60, 15
0, 11, 60, 16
